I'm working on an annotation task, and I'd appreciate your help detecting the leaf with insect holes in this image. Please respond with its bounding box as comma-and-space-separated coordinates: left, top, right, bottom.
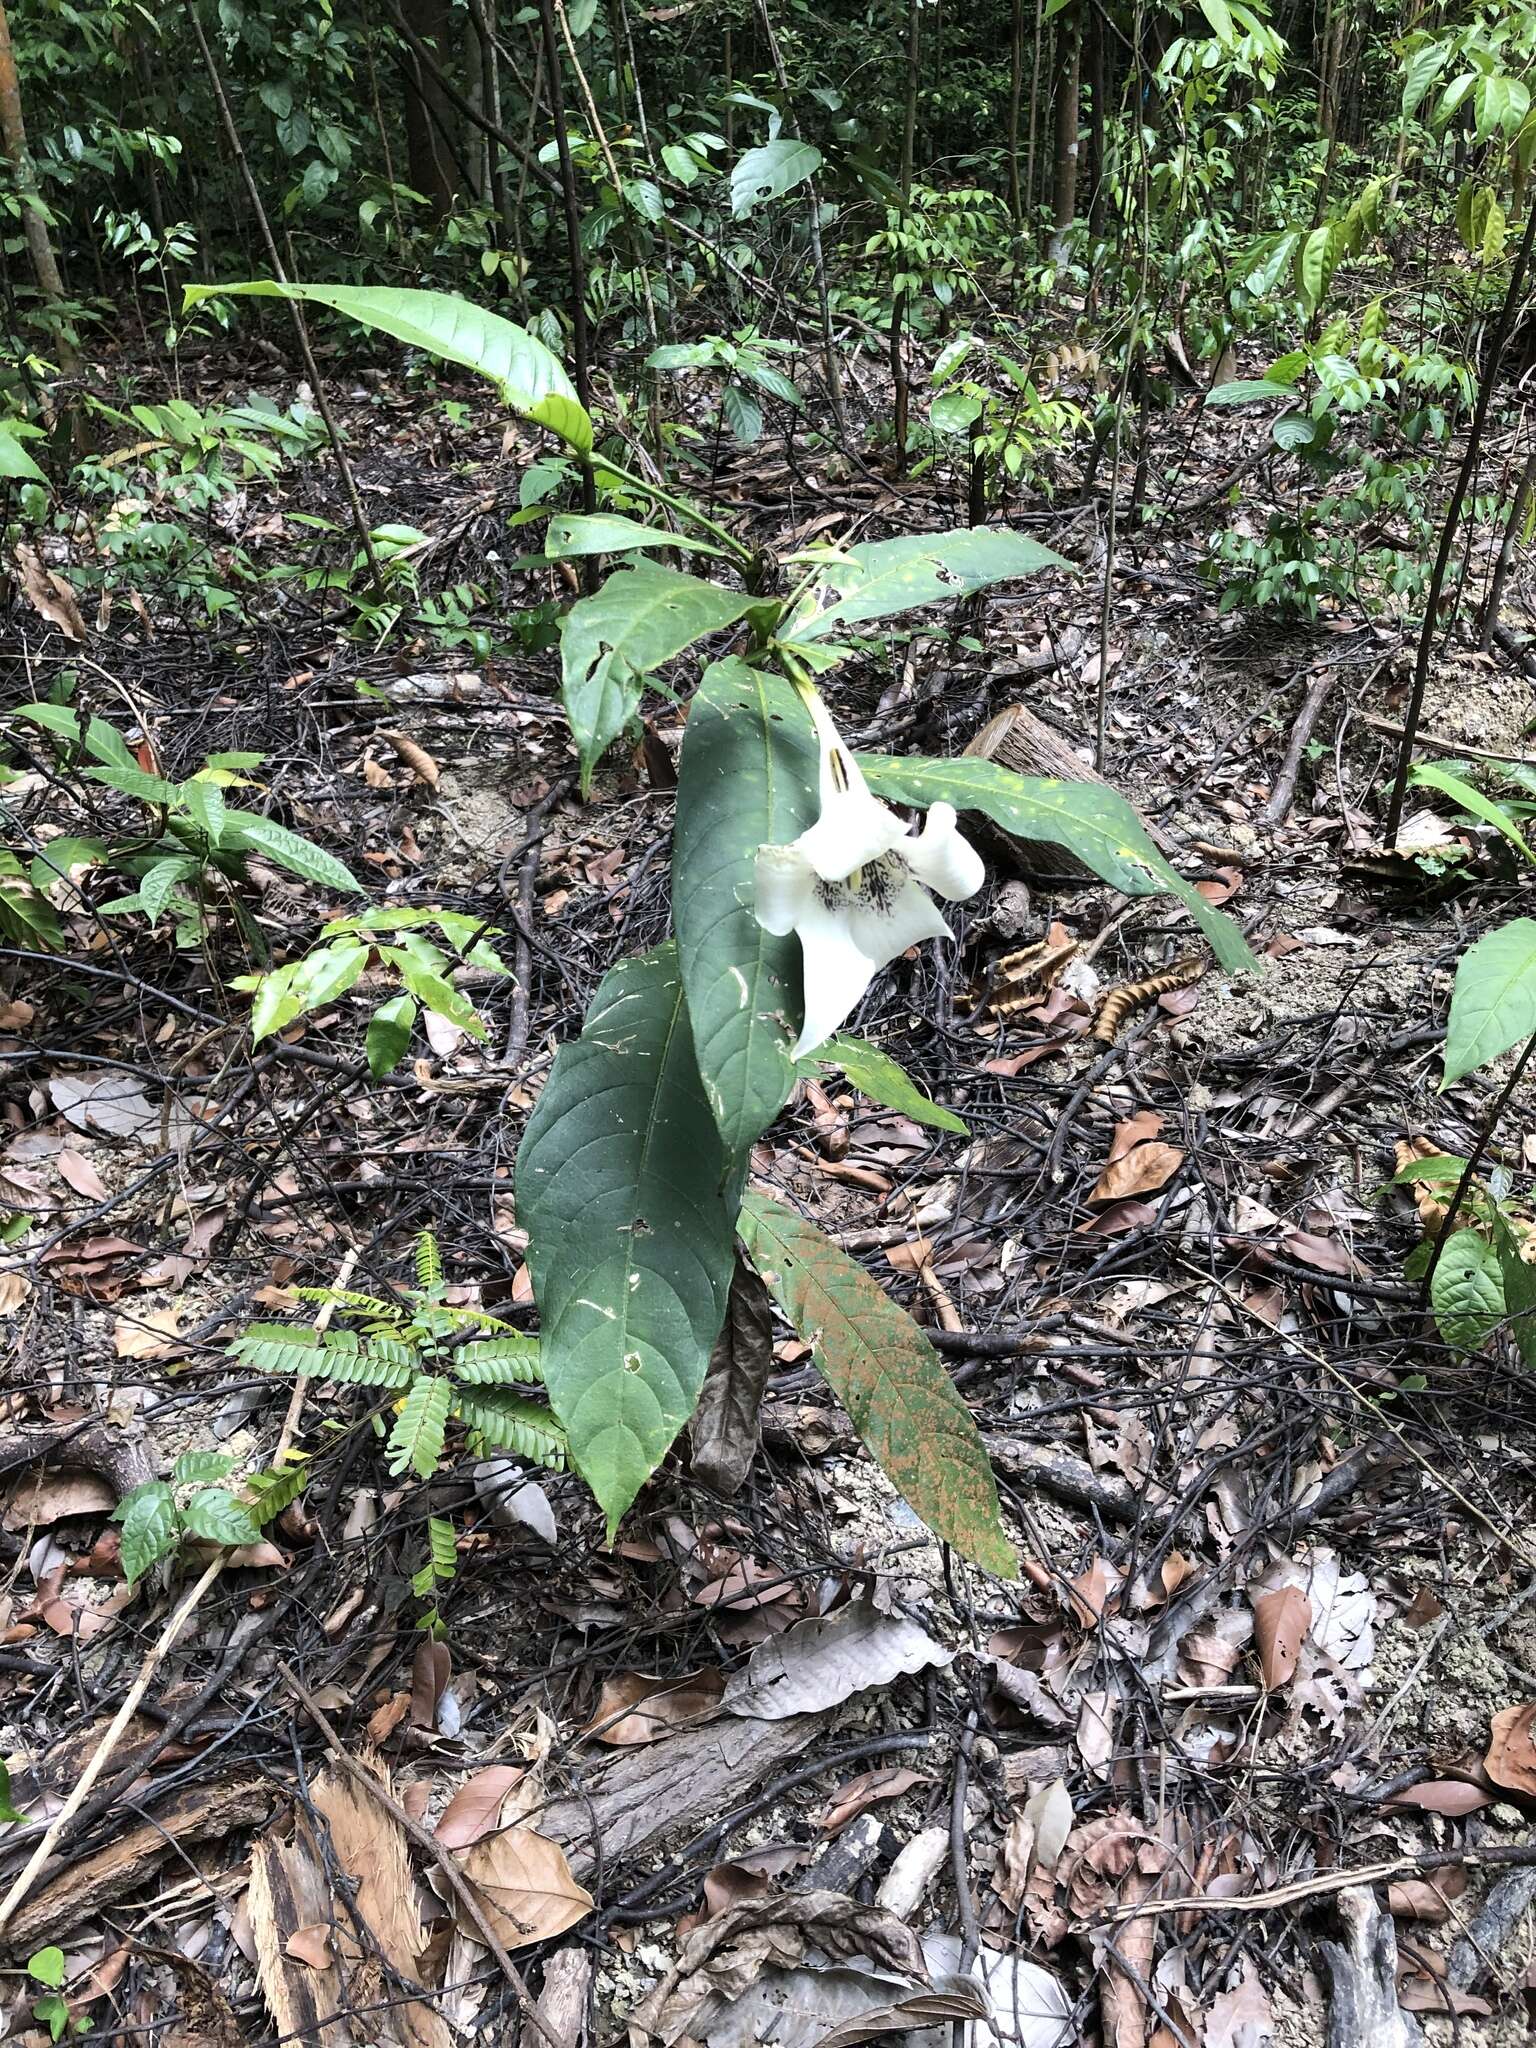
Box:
730, 138, 822, 216
1431, 1230, 1505, 1355
516, 943, 738, 1533
114, 1481, 178, 1585
544, 512, 725, 559
674, 658, 819, 1155
738, 1192, 1015, 1576
861, 753, 1257, 974
1443, 918, 1536, 1084
792, 526, 1069, 642
801, 1031, 968, 1134
185, 281, 592, 452
388, 1375, 452, 1478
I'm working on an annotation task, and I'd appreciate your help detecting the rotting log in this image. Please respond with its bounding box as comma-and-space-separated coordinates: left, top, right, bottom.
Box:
964, 702, 1182, 878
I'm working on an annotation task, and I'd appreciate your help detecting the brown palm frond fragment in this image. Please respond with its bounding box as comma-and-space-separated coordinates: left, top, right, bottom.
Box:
1092, 956, 1204, 1044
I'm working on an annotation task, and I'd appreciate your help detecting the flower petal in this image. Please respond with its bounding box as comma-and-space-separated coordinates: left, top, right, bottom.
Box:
796, 691, 909, 880
901, 802, 986, 901
792, 889, 879, 1057
754, 844, 816, 936
845, 868, 952, 968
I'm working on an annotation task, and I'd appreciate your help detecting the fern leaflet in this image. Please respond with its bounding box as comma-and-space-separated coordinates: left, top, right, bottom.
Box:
456, 1388, 568, 1469
388, 1375, 451, 1478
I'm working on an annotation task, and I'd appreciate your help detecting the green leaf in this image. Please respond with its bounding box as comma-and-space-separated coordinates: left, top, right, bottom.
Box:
173, 1451, 235, 1484
181, 778, 226, 844
0, 1760, 26, 1825
804, 1031, 968, 1134
27, 1949, 65, 1991
730, 139, 823, 216
219, 810, 362, 893
929, 388, 984, 435
1496, 1219, 1536, 1372
721, 383, 763, 443
794, 527, 1070, 642
1443, 918, 1536, 1085
1475, 73, 1530, 143
860, 753, 1259, 973
1401, 38, 1449, 118
184, 282, 592, 453
739, 1192, 1014, 1576
559, 561, 753, 793
381, 948, 488, 1040
1411, 761, 1533, 860
139, 856, 199, 925
387, 1375, 452, 1478
289, 938, 370, 1017
181, 1487, 262, 1548
114, 1481, 178, 1585
453, 1336, 544, 1384
674, 658, 819, 1155
455, 1387, 569, 1467
0, 427, 47, 483
545, 512, 724, 559
1296, 223, 1337, 313
1430, 1230, 1504, 1354
1198, 0, 1234, 38
1205, 379, 1297, 406
516, 942, 738, 1534
13, 700, 136, 769
367, 993, 418, 1076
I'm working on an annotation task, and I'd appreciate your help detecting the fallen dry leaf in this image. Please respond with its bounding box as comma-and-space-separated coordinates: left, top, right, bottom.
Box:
0, 1272, 32, 1315
57, 1149, 109, 1201
1387, 1866, 1467, 1922
1485, 1702, 1536, 1795
114, 1306, 183, 1360
435, 1765, 529, 1850
284, 1924, 333, 1970
1389, 1779, 1494, 1816
1204, 1964, 1273, 2048
15, 542, 87, 640
377, 730, 441, 786
584, 1667, 725, 1745
1091, 1142, 1183, 1202
2, 1467, 117, 1531
1251, 1584, 1311, 1690
818, 1765, 928, 1834
457, 1827, 594, 1950
723, 1598, 953, 1720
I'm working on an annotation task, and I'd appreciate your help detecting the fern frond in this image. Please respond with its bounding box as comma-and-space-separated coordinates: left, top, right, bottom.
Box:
387, 1375, 451, 1478
356, 1334, 421, 1371
454, 1388, 567, 1470
453, 1337, 544, 1386
230, 1326, 323, 1375
415, 1231, 443, 1292
311, 1345, 415, 1389
245, 1461, 311, 1524
415, 1302, 517, 1337
294, 1285, 407, 1322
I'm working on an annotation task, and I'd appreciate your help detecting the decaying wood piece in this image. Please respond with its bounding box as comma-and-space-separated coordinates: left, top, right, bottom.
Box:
535, 1711, 830, 1880
250, 1817, 351, 2048
1448, 1865, 1536, 1992
5, 1772, 272, 1950
534, 1946, 593, 2047
964, 703, 1182, 876
1317, 1885, 1422, 2048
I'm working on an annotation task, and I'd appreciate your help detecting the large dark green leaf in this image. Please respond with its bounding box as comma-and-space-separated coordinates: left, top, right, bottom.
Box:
792, 527, 1069, 642
1431, 1230, 1504, 1355
1444, 918, 1536, 1085
184, 282, 591, 452
516, 943, 738, 1533
674, 658, 818, 1156
738, 1191, 1016, 1577
860, 754, 1258, 974
560, 562, 754, 793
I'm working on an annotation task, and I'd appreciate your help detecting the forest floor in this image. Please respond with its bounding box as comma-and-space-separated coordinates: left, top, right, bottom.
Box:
5, 335, 1536, 2048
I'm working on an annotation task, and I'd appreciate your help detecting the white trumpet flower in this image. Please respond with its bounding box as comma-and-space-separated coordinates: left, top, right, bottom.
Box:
755, 693, 985, 1058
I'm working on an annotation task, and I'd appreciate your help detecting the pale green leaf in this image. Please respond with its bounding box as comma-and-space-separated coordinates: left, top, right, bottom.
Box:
804, 1031, 968, 1134
794, 527, 1070, 642
219, 809, 362, 893
1443, 918, 1536, 1084
387, 1375, 452, 1479
545, 512, 723, 559
730, 139, 823, 216
1430, 1230, 1504, 1354
1411, 761, 1533, 860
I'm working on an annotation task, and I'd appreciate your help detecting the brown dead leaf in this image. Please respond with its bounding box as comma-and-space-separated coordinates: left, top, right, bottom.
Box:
2, 1467, 117, 1531
1398, 1974, 1492, 2016
376, 730, 441, 787
15, 542, 87, 640
1389, 1779, 1494, 1815
1251, 1584, 1311, 1690
57, 1149, 109, 1201
113, 1306, 183, 1359
1387, 1866, 1466, 1922
1091, 1141, 1183, 1202
285, 1924, 333, 1970
1205, 1965, 1273, 2048
458, 1827, 594, 1950
0, 1272, 32, 1315
818, 1766, 929, 1833
1105, 1110, 1163, 1160
1486, 1702, 1536, 1795
1281, 1228, 1368, 1278
584, 1667, 726, 1745
411, 1636, 451, 1729
435, 1765, 530, 1850
1066, 1557, 1112, 1628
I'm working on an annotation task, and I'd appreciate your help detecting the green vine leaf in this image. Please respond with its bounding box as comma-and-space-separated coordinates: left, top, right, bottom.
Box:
739, 1190, 1016, 1577
1430, 1230, 1504, 1355
1443, 918, 1536, 1085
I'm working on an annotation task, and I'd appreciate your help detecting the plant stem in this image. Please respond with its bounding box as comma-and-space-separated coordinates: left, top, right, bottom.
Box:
1424, 1030, 1536, 1293
1385, 196, 1536, 845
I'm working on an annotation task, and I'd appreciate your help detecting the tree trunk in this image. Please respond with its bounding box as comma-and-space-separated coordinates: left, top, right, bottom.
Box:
1007, 0, 1024, 223
1049, 2, 1080, 265
400, 0, 460, 216
0, 0, 73, 349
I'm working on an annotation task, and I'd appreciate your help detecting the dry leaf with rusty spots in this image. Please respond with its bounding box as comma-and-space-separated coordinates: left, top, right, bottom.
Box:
1251, 1584, 1311, 1689
1485, 1702, 1536, 1795
583, 1666, 725, 1745
15, 542, 87, 640
457, 1827, 593, 1950
435, 1764, 531, 1850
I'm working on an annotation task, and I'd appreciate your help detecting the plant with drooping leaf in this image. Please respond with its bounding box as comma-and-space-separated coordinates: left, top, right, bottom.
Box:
188, 280, 1258, 1576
